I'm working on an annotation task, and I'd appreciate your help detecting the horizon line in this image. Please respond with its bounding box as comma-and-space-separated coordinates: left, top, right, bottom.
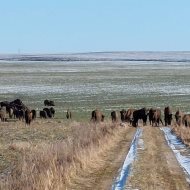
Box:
1, 50, 190, 56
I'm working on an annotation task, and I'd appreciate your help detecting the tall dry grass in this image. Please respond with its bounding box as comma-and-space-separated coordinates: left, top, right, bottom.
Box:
171, 124, 190, 147
0, 121, 125, 190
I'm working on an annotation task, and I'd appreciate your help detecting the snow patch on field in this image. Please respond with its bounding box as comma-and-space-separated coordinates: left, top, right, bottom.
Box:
161, 127, 190, 183
112, 128, 143, 190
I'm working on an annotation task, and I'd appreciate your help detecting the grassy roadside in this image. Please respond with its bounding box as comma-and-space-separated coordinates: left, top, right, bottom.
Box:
0, 120, 133, 190
0, 119, 73, 175
68, 126, 135, 190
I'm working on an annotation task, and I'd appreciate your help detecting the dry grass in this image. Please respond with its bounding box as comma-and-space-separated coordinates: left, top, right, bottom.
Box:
0, 119, 73, 176
171, 124, 190, 147
0, 120, 127, 190
67, 124, 135, 190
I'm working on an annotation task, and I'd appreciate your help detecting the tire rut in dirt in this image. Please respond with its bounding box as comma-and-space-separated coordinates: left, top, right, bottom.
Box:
126, 126, 189, 190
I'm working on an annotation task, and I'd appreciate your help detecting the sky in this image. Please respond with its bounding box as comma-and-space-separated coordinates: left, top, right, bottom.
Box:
0, 0, 190, 53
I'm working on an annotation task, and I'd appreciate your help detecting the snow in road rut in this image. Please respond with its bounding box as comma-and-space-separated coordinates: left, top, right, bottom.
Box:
112, 128, 143, 190
161, 127, 190, 183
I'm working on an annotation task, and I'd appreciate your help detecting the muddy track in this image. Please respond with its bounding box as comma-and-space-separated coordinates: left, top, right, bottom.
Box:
126, 126, 189, 190
67, 127, 136, 190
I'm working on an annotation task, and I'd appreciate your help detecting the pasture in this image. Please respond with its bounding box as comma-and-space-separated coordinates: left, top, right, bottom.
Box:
0, 120, 130, 190
0, 120, 72, 175
1, 52, 190, 189
1, 52, 190, 121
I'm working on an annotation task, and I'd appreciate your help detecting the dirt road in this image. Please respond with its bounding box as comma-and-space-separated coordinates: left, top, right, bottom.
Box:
126, 126, 189, 190
69, 126, 190, 190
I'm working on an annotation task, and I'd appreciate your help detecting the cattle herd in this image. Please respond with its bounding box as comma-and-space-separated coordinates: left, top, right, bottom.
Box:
0, 99, 190, 128
92, 107, 190, 128
0, 99, 72, 125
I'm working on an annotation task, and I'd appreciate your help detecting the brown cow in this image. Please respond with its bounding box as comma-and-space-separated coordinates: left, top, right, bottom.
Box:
164, 106, 172, 126
91, 109, 104, 122
120, 109, 127, 122
25, 109, 33, 125
0, 107, 6, 122
125, 108, 136, 124
152, 109, 163, 127
182, 114, 190, 127
148, 108, 155, 125
175, 110, 184, 126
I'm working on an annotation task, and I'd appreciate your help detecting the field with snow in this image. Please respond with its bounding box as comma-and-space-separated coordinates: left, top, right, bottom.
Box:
0, 52, 190, 120
1, 52, 190, 189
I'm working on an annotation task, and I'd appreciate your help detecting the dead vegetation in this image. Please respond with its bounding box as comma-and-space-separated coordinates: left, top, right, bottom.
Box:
0, 120, 131, 190
0, 119, 72, 175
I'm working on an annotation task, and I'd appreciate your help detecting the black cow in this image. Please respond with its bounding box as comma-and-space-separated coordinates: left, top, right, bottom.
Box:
148, 108, 155, 125
111, 111, 119, 122
10, 99, 22, 106
43, 108, 52, 118
31, 110, 37, 120
0, 101, 10, 107
44, 100, 55, 106
15, 109, 25, 121
10, 99, 28, 111
50, 107, 55, 117
40, 110, 48, 119
132, 108, 149, 127
164, 106, 172, 126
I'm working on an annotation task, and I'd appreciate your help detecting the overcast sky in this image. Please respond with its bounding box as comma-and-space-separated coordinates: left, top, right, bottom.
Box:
0, 0, 190, 53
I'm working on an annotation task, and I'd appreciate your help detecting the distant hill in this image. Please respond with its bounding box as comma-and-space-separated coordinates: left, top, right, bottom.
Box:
1, 51, 190, 62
